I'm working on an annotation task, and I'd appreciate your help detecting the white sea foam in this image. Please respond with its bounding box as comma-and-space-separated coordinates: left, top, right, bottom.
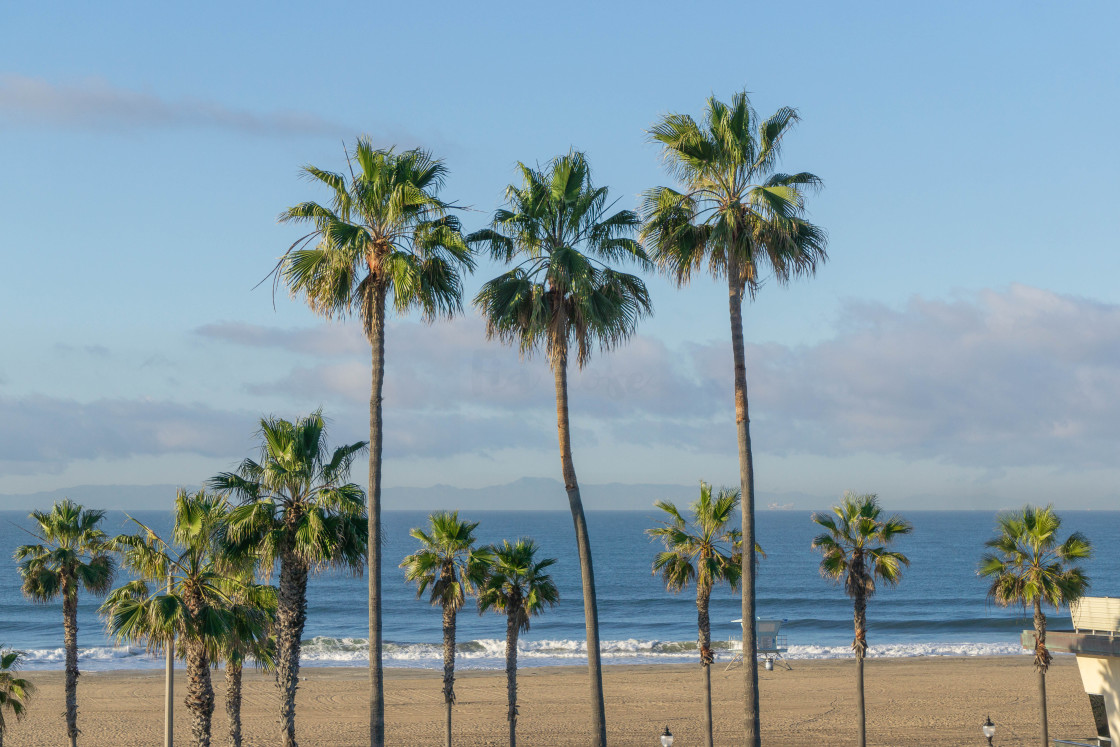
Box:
18, 637, 1029, 671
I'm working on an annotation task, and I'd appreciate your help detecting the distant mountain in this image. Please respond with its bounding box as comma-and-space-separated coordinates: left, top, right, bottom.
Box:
0, 478, 824, 512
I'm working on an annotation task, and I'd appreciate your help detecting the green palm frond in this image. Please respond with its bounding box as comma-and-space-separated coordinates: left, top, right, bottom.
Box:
642, 90, 827, 299
15, 500, 116, 604
478, 539, 559, 633
401, 512, 491, 612
647, 482, 743, 594
0, 644, 35, 733
810, 493, 912, 599
274, 138, 473, 331
470, 150, 652, 370
978, 505, 1092, 611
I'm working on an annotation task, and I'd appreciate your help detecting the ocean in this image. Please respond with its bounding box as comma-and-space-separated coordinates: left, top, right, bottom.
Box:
2, 509, 1117, 671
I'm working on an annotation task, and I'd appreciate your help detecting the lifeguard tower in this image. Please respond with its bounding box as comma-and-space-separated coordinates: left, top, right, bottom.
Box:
725, 618, 790, 671
1022, 597, 1120, 746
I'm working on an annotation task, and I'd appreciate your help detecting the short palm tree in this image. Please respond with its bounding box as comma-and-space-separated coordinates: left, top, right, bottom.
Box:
477, 540, 559, 747
275, 139, 473, 747
642, 90, 827, 745
979, 505, 1091, 747
400, 512, 492, 747
811, 493, 911, 747
218, 580, 277, 747
647, 482, 742, 747
103, 490, 272, 747
14, 499, 115, 747
470, 151, 651, 746
209, 412, 367, 747
0, 646, 35, 747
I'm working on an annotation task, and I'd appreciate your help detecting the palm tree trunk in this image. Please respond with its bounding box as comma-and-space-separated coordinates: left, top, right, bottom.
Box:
62, 578, 79, 747
225, 660, 243, 747
184, 640, 215, 747
1034, 598, 1050, 746
506, 609, 521, 747
367, 281, 387, 747
551, 346, 607, 747
853, 595, 867, 747
276, 550, 311, 747
727, 262, 760, 747
698, 581, 714, 747
442, 604, 456, 747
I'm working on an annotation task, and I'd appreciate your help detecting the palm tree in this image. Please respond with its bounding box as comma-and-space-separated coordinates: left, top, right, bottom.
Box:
102, 490, 272, 747
979, 505, 1091, 747
470, 151, 651, 746
209, 412, 367, 747
400, 512, 492, 747
811, 493, 911, 747
274, 139, 473, 747
217, 580, 277, 747
14, 499, 115, 747
642, 90, 827, 745
647, 482, 742, 747
478, 540, 559, 747
0, 646, 35, 747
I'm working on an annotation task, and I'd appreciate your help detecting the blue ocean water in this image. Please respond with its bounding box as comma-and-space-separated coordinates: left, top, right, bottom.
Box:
2, 509, 1117, 671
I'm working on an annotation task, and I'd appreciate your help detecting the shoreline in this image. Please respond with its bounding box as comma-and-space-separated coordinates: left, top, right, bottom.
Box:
10, 656, 1096, 745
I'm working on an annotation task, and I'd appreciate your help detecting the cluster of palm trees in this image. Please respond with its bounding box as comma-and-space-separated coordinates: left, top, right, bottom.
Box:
648, 489, 1093, 747
12, 412, 366, 747
400, 512, 557, 747
271, 87, 827, 747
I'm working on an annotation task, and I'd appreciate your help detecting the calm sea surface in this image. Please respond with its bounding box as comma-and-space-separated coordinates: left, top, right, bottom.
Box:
2, 510, 1117, 670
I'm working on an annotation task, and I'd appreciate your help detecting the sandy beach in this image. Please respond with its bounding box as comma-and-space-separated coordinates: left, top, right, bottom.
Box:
6, 656, 1098, 746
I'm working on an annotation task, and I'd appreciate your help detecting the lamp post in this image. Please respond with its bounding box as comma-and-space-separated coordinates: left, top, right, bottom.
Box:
660, 725, 674, 746
982, 714, 995, 746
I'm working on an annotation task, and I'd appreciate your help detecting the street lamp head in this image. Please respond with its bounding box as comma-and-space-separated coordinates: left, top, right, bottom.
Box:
660, 725, 674, 747
982, 714, 995, 744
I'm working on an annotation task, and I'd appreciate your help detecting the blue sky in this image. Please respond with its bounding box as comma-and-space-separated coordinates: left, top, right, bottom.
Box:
2, 2, 1119, 508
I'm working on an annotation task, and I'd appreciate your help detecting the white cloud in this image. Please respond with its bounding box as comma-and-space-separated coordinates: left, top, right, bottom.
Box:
0, 395, 255, 474
0, 75, 352, 137
191, 285, 1120, 472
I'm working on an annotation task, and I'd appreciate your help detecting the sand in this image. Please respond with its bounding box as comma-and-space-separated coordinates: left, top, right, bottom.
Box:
6, 656, 1098, 746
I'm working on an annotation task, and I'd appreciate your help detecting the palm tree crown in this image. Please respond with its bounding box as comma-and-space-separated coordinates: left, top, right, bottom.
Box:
478, 539, 560, 632
277, 138, 473, 325
811, 493, 911, 617
471, 150, 653, 368
0, 646, 35, 745
402, 512, 492, 614
15, 499, 115, 603
641, 90, 827, 296
648, 483, 742, 598
210, 411, 368, 573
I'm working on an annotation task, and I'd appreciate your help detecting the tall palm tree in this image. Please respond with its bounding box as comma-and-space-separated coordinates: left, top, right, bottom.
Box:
642, 90, 827, 745
14, 499, 115, 747
275, 139, 472, 747
102, 491, 272, 747
0, 646, 35, 747
471, 151, 651, 746
811, 493, 911, 747
209, 412, 367, 747
477, 540, 559, 747
647, 482, 742, 747
400, 512, 492, 747
979, 505, 1091, 747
